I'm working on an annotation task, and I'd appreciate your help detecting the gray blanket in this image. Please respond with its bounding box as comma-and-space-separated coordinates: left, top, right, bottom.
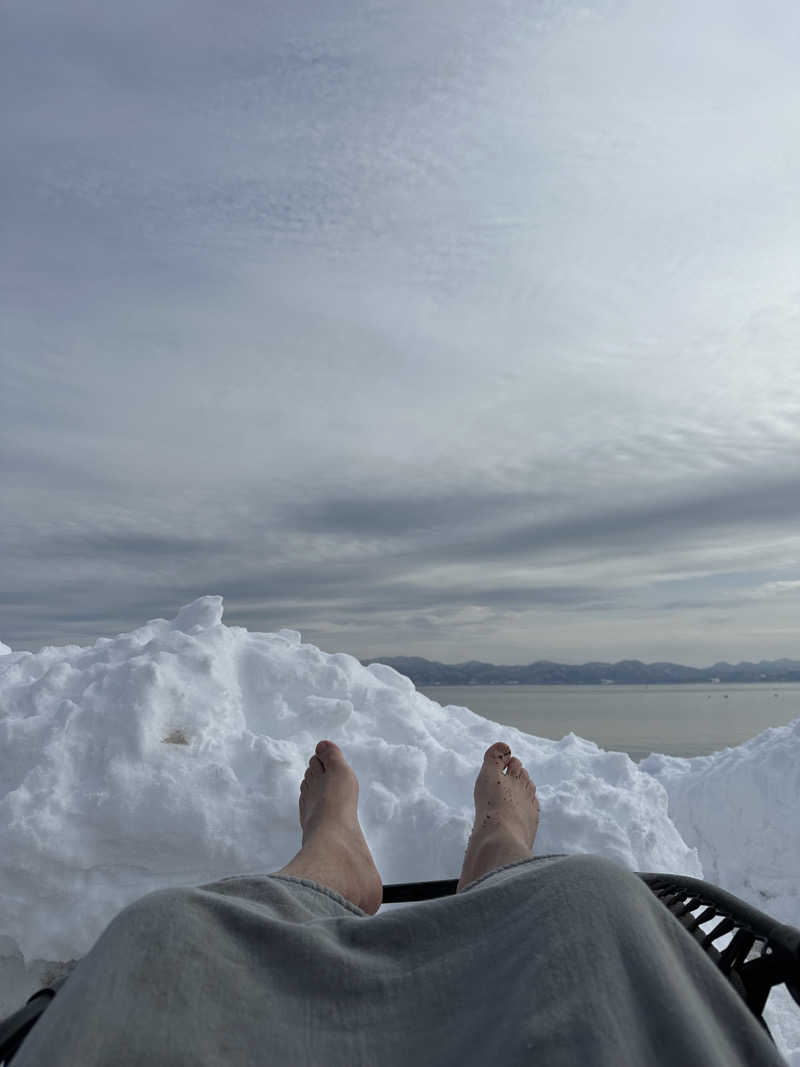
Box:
12, 853, 787, 1065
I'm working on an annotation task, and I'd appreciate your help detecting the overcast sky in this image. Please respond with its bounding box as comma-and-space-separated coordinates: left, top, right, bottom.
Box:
3, 0, 800, 666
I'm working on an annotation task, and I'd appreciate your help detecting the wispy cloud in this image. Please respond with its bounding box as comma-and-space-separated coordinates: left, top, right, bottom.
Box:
754, 580, 800, 597
3, 0, 800, 663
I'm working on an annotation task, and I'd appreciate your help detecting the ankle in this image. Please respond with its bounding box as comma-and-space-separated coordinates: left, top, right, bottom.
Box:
458, 825, 533, 891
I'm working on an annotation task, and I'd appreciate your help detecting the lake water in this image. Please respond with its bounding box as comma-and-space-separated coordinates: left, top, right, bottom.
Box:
416, 683, 800, 762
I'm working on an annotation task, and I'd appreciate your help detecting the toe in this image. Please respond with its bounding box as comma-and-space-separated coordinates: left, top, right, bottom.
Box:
507, 756, 523, 776
314, 739, 343, 770
484, 742, 511, 767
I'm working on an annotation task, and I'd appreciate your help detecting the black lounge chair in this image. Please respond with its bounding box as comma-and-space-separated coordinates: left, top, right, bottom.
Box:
2, 867, 799, 1063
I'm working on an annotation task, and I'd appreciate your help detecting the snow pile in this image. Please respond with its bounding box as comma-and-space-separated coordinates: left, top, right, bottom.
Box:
641, 729, 800, 928
642, 734, 800, 1062
1, 599, 797, 1062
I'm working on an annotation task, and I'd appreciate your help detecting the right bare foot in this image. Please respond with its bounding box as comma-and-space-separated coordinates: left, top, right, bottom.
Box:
273, 740, 383, 915
456, 742, 540, 892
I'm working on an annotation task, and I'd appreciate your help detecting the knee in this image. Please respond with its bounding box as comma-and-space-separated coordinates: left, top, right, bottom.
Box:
564, 852, 631, 878
107, 886, 205, 942
556, 853, 650, 907
123, 885, 201, 914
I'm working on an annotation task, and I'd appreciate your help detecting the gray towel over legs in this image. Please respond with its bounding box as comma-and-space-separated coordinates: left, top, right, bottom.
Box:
12, 854, 787, 1066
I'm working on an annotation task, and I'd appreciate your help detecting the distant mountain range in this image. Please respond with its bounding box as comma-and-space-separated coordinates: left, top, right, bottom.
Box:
358, 655, 800, 686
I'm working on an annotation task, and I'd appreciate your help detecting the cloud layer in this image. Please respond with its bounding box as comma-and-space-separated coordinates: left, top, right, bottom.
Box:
3, 0, 800, 663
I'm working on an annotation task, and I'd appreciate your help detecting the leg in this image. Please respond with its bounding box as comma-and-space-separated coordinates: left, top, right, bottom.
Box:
457, 741, 540, 891
272, 740, 383, 915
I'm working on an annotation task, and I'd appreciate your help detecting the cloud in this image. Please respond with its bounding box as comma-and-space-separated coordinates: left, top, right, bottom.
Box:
756, 580, 800, 597
4, 0, 800, 662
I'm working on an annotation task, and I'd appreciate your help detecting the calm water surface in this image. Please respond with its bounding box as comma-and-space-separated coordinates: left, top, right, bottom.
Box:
417, 683, 800, 761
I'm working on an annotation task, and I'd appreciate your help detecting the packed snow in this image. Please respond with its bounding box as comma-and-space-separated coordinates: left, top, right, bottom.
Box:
1, 598, 798, 1063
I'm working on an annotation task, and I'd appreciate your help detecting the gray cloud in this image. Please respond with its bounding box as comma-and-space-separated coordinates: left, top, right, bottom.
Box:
437, 475, 800, 564
278, 473, 800, 571
4, 0, 800, 664
64, 533, 230, 560
286, 489, 556, 537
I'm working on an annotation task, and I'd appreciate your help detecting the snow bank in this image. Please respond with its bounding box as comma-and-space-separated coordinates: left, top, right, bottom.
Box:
1, 599, 797, 1062
642, 733, 800, 1063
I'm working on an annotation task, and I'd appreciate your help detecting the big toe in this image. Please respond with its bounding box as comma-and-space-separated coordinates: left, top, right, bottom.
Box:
483, 742, 512, 768
313, 739, 344, 771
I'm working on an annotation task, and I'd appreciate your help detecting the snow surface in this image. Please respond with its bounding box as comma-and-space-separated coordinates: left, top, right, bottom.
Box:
1, 598, 797, 1063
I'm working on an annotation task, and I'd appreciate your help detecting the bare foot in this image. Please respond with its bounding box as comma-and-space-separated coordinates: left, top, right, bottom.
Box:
273, 740, 383, 915
456, 741, 540, 892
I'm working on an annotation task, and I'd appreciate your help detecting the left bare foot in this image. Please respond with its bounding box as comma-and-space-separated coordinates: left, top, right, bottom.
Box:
456, 741, 539, 892
273, 740, 382, 915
